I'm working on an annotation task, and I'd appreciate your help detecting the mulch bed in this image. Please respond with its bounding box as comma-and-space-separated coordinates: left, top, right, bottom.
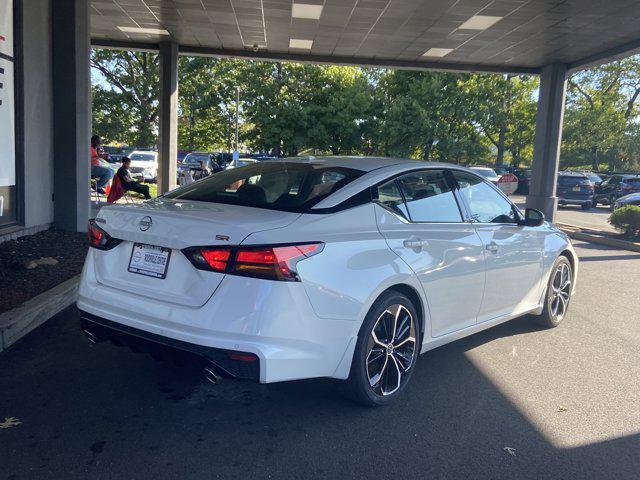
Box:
0, 229, 88, 314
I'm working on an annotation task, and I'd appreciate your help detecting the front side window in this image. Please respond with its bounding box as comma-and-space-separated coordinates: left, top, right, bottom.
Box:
453, 171, 518, 224
165, 161, 363, 213
397, 170, 462, 222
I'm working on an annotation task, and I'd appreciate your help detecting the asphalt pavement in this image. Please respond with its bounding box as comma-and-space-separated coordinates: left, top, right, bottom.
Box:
511, 195, 616, 233
1, 241, 639, 479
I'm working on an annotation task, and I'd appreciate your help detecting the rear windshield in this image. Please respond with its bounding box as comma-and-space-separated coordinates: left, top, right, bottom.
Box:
164, 161, 364, 212
623, 177, 640, 185
184, 155, 209, 164
558, 176, 590, 186
471, 168, 497, 178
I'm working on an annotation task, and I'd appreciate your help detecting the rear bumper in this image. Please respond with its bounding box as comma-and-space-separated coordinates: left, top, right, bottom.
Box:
80, 311, 260, 381
77, 250, 359, 383
558, 196, 593, 206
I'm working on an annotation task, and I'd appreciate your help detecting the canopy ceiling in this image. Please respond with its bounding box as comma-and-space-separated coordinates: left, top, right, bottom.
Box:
90, 0, 640, 74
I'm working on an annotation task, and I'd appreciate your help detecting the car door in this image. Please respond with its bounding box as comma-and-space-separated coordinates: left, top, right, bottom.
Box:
452, 171, 544, 322
596, 176, 620, 203
374, 169, 485, 338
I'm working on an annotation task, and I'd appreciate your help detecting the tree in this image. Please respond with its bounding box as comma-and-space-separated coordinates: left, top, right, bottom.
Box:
90, 50, 159, 147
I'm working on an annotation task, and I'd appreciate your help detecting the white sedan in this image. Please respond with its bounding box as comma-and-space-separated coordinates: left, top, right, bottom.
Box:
78, 157, 578, 406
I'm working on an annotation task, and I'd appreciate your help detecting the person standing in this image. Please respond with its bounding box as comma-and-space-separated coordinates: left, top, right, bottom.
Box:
90, 135, 114, 194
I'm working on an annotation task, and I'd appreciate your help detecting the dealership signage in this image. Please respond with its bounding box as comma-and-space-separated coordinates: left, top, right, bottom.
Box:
0, 0, 16, 226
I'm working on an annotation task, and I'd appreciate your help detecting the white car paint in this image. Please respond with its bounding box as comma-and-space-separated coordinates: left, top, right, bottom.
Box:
128, 150, 158, 182
78, 156, 578, 385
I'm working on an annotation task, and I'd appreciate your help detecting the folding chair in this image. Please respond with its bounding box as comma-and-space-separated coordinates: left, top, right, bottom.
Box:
90, 177, 101, 207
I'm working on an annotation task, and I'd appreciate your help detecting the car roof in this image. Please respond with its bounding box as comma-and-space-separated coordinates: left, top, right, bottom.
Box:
277, 155, 460, 173
558, 171, 588, 177
300, 156, 481, 209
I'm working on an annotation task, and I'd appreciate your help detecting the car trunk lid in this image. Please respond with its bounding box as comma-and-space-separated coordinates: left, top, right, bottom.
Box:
92, 198, 300, 307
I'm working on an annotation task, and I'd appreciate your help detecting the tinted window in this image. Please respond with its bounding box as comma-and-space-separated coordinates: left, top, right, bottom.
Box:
558, 176, 590, 186
184, 154, 210, 165
623, 177, 640, 186
397, 170, 462, 222
376, 179, 409, 219
454, 171, 517, 223
165, 162, 363, 213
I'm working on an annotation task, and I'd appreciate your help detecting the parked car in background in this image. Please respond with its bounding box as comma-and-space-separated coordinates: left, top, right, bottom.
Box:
177, 150, 190, 165
594, 174, 640, 207
225, 158, 258, 169
469, 167, 500, 185
584, 172, 603, 186
79, 157, 578, 406
494, 166, 513, 176
557, 172, 594, 210
179, 152, 222, 174
612, 192, 640, 211
128, 150, 158, 183
213, 152, 234, 166
513, 169, 532, 195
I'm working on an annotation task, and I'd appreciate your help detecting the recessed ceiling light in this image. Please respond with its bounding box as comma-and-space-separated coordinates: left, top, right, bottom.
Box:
458, 15, 503, 30
292, 3, 323, 20
289, 38, 313, 49
422, 48, 454, 58
118, 26, 170, 35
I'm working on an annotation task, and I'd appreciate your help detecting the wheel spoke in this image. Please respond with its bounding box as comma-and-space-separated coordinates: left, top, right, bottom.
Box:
381, 355, 402, 395
368, 353, 388, 387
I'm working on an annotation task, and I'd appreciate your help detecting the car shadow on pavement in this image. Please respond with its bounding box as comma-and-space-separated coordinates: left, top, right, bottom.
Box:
0, 306, 638, 479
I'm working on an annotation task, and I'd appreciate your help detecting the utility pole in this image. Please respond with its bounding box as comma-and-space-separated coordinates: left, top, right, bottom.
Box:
234, 86, 240, 167
227, 108, 232, 155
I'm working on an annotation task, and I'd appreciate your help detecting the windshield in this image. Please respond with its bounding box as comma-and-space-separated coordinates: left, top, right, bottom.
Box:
165, 161, 364, 212
558, 176, 590, 186
130, 153, 156, 161
471, 168, 497, 178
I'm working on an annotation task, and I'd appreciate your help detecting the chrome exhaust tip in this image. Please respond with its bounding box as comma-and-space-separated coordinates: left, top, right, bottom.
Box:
203, 366, 223, 385
82, 328, 101, 344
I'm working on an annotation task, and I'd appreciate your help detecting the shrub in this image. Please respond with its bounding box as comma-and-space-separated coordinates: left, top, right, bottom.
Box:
609, 205, 640, 238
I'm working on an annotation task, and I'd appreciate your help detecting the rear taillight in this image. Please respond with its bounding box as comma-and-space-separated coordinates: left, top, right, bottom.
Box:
183, 243, 324, 281
88, 220, 121, 250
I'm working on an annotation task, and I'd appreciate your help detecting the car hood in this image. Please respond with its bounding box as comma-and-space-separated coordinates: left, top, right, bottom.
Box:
130, 160, 157, 169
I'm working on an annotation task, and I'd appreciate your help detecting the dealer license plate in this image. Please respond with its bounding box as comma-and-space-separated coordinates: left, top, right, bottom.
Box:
128, 243, 171, 279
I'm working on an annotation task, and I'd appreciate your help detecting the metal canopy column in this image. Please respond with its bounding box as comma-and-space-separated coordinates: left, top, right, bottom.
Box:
526, 63, 568, 222
51, 0, 90, 231
157, 41, 178, 195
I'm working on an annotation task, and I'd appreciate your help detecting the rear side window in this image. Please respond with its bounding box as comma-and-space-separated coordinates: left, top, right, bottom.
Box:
558, 176, 590, 187
397, 170, 462, 223
623, 177, 640, 186
376, 179, 409, 219
165, 162, 363, 213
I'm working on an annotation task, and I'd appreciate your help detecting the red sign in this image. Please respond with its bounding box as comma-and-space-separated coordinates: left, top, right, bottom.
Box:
498, 173, 519, 195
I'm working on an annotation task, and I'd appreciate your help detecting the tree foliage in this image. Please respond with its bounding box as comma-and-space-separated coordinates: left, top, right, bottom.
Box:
91, 49, 640, 172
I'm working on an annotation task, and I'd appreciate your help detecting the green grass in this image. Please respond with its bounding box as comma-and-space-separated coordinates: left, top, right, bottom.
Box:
128, 182, 158, 200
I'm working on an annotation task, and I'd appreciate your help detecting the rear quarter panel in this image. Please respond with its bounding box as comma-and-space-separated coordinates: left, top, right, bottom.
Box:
242, 204, 425, 326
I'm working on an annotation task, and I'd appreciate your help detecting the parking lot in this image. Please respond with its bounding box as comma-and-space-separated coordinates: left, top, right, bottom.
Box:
511, 195, 615, 233
1, 240, 638, 479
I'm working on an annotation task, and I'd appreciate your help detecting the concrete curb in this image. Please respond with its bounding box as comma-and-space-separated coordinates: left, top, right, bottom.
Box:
0, 275, 80, 353
557, 223, 640, 253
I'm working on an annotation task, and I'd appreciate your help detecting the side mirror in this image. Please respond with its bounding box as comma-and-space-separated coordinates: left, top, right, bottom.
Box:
520, 208, 545, 227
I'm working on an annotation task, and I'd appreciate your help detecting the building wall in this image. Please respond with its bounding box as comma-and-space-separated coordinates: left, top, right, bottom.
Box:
21, 0, 54, 230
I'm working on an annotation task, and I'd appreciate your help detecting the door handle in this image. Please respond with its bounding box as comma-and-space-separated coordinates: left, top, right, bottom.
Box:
486, 242, 499, 254
403, 239, 429, 249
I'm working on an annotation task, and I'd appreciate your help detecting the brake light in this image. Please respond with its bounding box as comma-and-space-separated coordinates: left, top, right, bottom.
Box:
234, 244, 323, 281
88, 219, 120, 250
182, 243, 324, 281
201, 249, 231, 272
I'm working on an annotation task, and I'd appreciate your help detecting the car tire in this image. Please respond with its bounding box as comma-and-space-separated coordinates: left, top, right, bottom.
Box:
581, 203, 591, 210
531, 256, 573, 329
592, 200, 598, 208
345, 291, 420, 407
